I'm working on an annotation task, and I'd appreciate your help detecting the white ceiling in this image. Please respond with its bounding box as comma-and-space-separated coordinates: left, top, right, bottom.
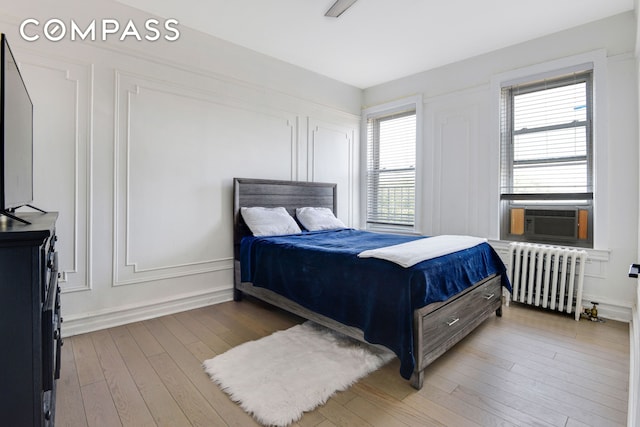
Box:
116, 0, 634, 89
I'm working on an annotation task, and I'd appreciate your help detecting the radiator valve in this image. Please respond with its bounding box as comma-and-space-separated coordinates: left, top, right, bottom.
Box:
582, 301, 600, 321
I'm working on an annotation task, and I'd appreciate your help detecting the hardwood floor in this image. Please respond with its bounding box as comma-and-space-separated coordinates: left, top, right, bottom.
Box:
56, 298, 630, 427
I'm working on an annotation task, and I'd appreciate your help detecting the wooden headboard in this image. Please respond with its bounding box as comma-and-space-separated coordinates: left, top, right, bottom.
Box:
233, 178, 337, 259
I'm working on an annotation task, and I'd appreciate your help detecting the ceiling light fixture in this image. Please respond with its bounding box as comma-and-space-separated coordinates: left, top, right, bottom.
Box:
325, 0, 358, 17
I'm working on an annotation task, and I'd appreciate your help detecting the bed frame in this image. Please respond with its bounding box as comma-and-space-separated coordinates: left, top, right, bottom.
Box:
232, 177, 503, 389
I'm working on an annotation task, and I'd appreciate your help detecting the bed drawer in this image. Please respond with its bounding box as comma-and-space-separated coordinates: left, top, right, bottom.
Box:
419, 277, 501, 360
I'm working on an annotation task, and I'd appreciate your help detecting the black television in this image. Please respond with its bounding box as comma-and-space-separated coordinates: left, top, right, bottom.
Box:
0, 33, 39, 224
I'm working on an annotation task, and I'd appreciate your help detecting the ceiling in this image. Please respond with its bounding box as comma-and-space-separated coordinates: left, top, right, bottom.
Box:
116, 0, 635, 89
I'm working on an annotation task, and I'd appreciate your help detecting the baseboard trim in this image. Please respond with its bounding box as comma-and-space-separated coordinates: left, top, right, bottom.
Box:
61, 287, 234, 337
506, 296, 631, 323
579, 294, 632, 322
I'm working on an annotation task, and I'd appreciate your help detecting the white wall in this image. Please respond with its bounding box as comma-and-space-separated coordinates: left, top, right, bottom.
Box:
631, 3, 640, 426
1, 1, 637, 332
364, 12, 639, 319
0, 0, 362, 335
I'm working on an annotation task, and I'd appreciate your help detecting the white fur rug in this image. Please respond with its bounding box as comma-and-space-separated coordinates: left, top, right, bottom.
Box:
203, 321, 394, 426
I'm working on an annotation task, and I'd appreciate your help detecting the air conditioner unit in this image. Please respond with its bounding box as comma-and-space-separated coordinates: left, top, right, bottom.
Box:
524, 208, 578, 242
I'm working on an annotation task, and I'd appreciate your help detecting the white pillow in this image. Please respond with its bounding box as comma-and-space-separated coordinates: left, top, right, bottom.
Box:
296, 207, 346, 231
241, 207, 301, 236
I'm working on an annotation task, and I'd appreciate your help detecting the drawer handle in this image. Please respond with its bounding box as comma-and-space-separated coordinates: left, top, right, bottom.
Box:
446, 317, 460, 327
484, 293, 495, 300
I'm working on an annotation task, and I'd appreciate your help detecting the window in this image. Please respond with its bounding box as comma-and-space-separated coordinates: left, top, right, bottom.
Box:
364, 100, 418, 231
500, 70, 593, 246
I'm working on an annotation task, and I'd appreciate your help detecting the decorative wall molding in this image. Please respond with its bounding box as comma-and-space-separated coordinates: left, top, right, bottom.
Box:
85, 40, 361, 120
0, 8, 360, 120
307, 118, 358, 227
112, 70, 298, 286
18, 52, 94, 293
428, 103, 481, 236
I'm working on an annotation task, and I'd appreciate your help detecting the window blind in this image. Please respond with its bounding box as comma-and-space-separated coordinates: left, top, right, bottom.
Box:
366, 110, 416, 227
500, 71, 593, 199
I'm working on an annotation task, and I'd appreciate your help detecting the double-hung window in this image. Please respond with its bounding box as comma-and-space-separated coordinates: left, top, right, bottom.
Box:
500, 70, 593, 247
364, 99, 419, 232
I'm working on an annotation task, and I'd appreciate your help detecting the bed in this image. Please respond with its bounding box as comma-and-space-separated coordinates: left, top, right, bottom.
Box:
233, 177, 510, 389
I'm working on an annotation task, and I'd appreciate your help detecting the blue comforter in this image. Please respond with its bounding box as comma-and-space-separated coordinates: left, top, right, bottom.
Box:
240, 229, 510, 379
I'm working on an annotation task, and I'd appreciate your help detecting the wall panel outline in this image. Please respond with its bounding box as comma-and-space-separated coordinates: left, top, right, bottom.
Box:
307, 117, 358, 227
113, 70, 298, 286
430, 105, 479, 236
18, 52, 94, 293
422, 85, 487, 237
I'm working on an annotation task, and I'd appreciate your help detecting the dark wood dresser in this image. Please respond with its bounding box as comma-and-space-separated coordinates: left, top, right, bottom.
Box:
0, 212, 61, 426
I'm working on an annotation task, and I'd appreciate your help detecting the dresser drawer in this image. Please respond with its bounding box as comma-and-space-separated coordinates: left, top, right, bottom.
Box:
420, 277, 501, 357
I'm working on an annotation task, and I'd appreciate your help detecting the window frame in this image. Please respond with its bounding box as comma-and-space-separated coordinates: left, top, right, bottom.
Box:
501, 71, 594, 201
493, 54, 607, 249
361, 95, 422, 234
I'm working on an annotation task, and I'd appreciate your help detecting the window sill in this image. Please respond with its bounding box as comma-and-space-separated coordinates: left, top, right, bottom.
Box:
365, 224, 420, 236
